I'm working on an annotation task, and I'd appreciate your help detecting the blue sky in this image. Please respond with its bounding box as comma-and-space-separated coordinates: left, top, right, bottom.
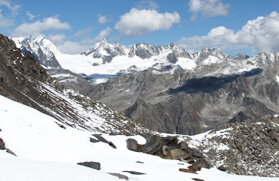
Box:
0, 0, 279, 55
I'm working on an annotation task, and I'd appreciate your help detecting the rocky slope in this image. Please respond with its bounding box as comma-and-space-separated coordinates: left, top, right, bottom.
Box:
189, 115, 279, 177
0, 34, 146, 135
91, 58, 279, 134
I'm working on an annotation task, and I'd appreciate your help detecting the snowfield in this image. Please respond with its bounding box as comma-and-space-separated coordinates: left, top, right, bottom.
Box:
0, 95, 278, 181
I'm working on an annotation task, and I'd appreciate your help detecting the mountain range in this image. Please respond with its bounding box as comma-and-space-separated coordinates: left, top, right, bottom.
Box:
13, 35, 279, 135
0, 33, 279, 179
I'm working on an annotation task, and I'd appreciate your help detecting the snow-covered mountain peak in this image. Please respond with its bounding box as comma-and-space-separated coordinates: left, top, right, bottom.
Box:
81, 39, 126, 60
13, 35, 61, 68
15, 35, 59, 54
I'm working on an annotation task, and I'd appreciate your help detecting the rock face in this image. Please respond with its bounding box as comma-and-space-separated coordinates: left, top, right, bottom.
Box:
0, 34, 146, 135
126, 135, 211, 169
190, 116, 279, 177
92, 57, 279, 135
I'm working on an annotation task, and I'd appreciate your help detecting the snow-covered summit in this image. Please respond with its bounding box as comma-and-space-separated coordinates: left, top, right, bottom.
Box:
13, 35, 61, 68
81, 39, 126, 64
14, 36, 279, 85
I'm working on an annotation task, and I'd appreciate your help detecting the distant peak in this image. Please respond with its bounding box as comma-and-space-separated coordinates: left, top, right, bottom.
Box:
100, 38, 108, 44
201, 47, 222, 52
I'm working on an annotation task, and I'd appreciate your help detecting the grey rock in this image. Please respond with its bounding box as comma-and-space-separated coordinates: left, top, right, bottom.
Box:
92, 134, 109, 144
0, 137, 5, 150
143, 135, 162, 154
89, 137, 99, 143
109, 173, 129, 180
126, 138, 143, 152
77, 161, 101, 170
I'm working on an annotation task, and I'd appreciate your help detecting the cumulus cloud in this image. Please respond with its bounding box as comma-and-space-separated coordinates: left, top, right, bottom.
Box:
58, 27, 111, 54
26, 11, 35, 20
115, 8, 180, 37
188, 0, 230, 21
177, 11, 279, 53
74, 27, 93, 38
12, 16, 71, 37
98, 14, 108, 24
48, 34, 66, 46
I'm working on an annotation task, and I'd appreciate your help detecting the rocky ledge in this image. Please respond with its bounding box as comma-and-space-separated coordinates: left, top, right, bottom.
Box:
191, 115, 279, 177
127, 135, 212, 173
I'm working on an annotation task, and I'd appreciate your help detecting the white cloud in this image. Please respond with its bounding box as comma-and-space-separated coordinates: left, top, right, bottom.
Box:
0, 0, 20, 15
137, 0, 159, 10
74, 27, 93, 38
115, 8, 180, 37
12, 16, 71, 37
48, 34, 66, 45
0, 9, 13, 27
58, 27, 111, 54
98, 14, 107, 24
26, 11, 35, 20
188, 0, 229, 21
177, 11, 279, 53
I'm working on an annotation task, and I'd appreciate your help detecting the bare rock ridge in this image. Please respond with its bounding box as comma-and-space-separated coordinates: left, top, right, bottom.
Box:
92, 65, 279, 135
0, 34, 146, 135
191, 115, 279, 177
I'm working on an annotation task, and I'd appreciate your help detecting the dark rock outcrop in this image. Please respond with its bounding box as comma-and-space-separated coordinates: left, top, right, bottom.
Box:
127, 135, 211, 170
0, 137, 5, 150
77, 161, 101, 170
91, 134, 117, 149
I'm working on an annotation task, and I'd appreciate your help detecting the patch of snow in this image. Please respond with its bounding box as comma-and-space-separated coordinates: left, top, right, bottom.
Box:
175, 57, 196, 70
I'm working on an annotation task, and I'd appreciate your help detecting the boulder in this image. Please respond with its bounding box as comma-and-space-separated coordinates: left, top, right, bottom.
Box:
169, 148, 187, 160
188, 163, 202, 172
126, 138, 143, 152
143, 135, 162, 154
217, 165, 228, 172
77, 161, 101, 170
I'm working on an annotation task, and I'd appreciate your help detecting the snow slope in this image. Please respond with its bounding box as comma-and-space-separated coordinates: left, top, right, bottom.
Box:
0, 95, 277, 181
